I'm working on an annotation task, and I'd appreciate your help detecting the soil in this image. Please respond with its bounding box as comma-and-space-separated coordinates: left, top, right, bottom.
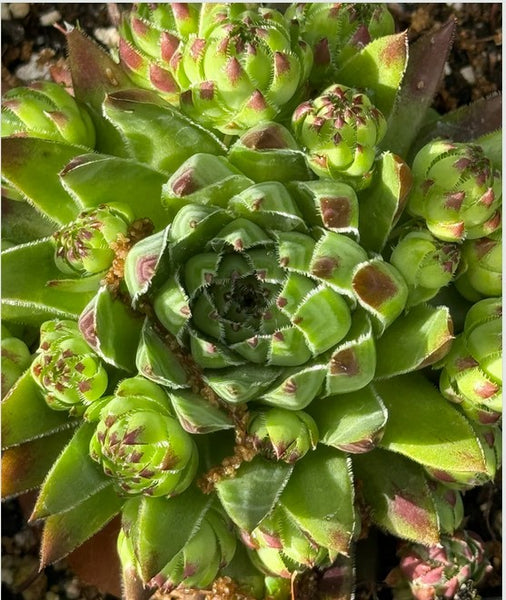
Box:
1, 3, 502, 600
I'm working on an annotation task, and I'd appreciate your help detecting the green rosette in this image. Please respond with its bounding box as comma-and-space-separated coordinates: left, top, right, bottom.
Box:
291, 84, 386, 189
285, 3, 395, 87
2, 81, 95, 147
439, 297, 502, 425
30, 319, 108, 416
407, 139, 502, 242
89, 377, 198, 497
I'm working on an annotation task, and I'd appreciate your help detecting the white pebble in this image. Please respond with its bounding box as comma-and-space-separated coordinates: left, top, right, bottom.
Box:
444, 62, 452, 76
460, 65, 476, 84
15, 53, 51, 81
39, 9, 61, 27
9, 3, 30, 19
94, 26, 120, 48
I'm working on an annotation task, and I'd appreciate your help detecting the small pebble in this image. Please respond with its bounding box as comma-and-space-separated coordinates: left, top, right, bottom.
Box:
45, 592, 59, 600
460, 65, 476, 84
9, 3, 30, 19
94, 26, 120, 48
39, 9, 61, 27
15, 53, 52, 81
444, 62, 452, 76
64, 578, 82, 599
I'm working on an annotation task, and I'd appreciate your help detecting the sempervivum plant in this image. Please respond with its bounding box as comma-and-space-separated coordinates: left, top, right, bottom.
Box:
1, 4, 502, 600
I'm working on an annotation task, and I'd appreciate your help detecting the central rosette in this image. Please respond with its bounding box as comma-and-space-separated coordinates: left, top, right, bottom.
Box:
124, 177, 408, 408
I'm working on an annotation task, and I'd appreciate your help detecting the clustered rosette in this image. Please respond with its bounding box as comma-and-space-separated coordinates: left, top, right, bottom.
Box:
0, 4, 502, 600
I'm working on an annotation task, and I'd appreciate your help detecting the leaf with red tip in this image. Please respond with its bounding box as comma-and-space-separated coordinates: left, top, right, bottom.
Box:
1, 370, 78, 449
374, 304, 454, 378
40, 482, 123, 567
2, 138, 82, 225
32, 423, 111, 520
336, 32, 408, 119
1, 428, 75, 498
280, 446, 355, 555
376, 373, 487, 476
358, 152, 413, 252
352, 448, 439, 544
381, 19, 457, 156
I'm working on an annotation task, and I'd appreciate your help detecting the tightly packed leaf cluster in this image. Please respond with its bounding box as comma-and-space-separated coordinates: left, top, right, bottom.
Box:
1, 3, 501, 600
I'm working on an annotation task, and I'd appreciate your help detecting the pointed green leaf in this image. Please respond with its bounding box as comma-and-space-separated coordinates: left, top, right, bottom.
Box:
32, 422, 110, 520
375, 304, 454, 378
2, 138, 82, 225
357, 152, 413, 252
1, 428, 75, 498
169, 390, 234, 434
40, 482, 123, 567
103, 89, 226, 175
65, 27, 133, 156
352, 448, 439, 544
2, 198, 57, 246
79, 287, 144, 372
376, 374, 487, 474
60, 154, 169, 229
216, 456, 293, 532
336, 32, 408, 119
132, 488, 211, 581
219, 544, 266, 600
205, 365, 282, 404
1, 370, 78, 449
2, 239, 95, 325
475, 129, 502, 170
381, 19, 456, 156
309, 385, 387, 453
280, 446, 355, 555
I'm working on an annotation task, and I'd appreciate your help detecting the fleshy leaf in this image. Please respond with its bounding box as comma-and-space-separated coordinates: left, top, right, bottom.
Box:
216, 456, 293, 532
131, 489, 212, 581
1, 428, 75, 498
169, 390, 235, 434
309, 384, 387, 453
60, 154, 169, 230
103, 89, 226, 175
280, 445, 355, 555
1, 370, 79, 449
65, 26, 133, 156
2, 138, 82, 225
2, 239, 95, 325
40, 482, 123, 567
32, 422, 111, 520
2, 198, 57, 246
374, 304, 454, 378
376, 374, 487, 475
357, 152, 413, 252
381, 19, 456, 156
336, 32, 408, 119
79, 287, 144, 372
352, 448, 439, 544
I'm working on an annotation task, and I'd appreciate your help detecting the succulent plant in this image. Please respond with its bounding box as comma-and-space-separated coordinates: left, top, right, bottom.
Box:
386, 529, 492, 600
1, 5, 501, 600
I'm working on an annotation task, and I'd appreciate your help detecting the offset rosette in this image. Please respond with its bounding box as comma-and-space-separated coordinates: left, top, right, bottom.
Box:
1, 81, 95, 147
390, 230, 460, 306
89, 377, 198, 497
387, 530, 491, 600
242, 505, 332, 578
247, 408, 318, 463
179, 7, 312, 134
52, 203, 134, 280
455, 229, 502, 301
31, 320, 108, 415
407, 140, 502, 242
285, 3, 395, 86
439, 298, 502, 425
126, 181, 408, 409
291, 84, 386, 188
